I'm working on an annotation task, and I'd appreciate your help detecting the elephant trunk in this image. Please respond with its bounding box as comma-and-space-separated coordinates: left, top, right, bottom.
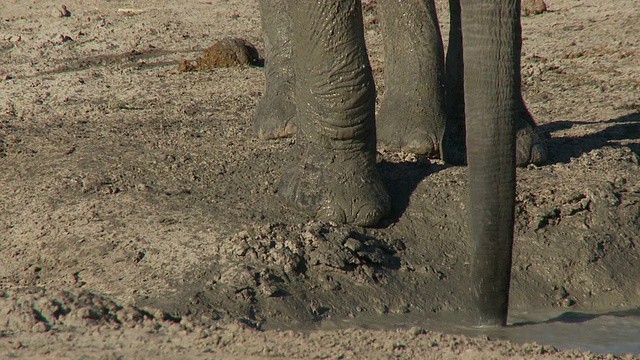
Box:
461, 0, 521, 326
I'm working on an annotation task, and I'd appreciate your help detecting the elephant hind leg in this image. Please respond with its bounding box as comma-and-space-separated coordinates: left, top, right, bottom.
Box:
446, 0, 546, 167
515, 104, 546, 166
252, 78, 297, 139
253, 0, 297, 139
442, 105, 548, 167
376, 97, 444, 157
376, 0, 447, 158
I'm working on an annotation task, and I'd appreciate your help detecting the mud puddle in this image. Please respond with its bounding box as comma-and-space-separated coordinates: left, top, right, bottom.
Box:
284, 308, 640, 356
504, 309, 640, 355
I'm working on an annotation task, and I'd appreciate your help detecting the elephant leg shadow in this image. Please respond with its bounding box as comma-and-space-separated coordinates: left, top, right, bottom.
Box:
377, 157, 448, 224
538, 111, 640, 164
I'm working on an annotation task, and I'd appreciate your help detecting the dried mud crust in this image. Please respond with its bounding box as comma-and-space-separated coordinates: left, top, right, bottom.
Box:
1, 0, 640, 358
522, 0, 548, 16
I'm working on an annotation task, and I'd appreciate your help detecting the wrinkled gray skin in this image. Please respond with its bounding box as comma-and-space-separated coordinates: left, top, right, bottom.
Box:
254, 0, 545, 326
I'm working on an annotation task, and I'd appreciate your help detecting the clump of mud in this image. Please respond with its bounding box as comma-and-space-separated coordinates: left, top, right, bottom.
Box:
522, 0, 547, 16
178, 37, 261, 72
1, 289, 148, 335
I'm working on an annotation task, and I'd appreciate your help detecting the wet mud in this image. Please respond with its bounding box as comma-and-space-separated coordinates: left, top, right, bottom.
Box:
1, 0, 640, 358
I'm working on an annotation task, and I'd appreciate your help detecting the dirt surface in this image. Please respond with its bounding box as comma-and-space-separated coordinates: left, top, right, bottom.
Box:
1, 0, 640, 358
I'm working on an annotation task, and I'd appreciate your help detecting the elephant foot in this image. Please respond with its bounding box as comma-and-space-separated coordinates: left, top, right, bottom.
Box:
440, 111, 547, 167
253, 91, 297, 139
515, 121, 546, 167
376, 95, 444, 158
277, 147, 390, 227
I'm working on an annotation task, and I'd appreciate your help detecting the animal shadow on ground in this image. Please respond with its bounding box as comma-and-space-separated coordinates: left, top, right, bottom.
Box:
539, 111, 640, 164
511, 307, 640, 327
377, 110, 640, 224
378, 158, 448, 224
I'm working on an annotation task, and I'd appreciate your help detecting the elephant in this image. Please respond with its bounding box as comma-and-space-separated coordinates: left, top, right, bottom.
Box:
253, 0, 547, 326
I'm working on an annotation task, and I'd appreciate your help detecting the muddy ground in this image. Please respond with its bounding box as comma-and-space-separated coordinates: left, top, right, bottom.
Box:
1, 0, 640, 358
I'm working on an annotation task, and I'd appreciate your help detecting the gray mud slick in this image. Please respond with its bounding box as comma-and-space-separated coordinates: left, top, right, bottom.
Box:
133, 149, 640, 335
137, 152, 640, 329
301, 308, 640, 356
506, 309, 640, 355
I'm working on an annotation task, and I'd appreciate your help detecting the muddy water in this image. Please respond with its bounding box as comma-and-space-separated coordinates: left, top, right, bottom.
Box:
499, 309, 640, 355
303, 308, 640, 356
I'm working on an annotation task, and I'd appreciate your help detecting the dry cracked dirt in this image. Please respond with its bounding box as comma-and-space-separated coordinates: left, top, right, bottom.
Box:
1, 0, 640, 358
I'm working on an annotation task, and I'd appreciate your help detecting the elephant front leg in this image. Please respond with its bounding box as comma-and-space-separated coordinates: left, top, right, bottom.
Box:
278, 0, 390, 226
253, 0, 297, 139
377, 0, 447, 157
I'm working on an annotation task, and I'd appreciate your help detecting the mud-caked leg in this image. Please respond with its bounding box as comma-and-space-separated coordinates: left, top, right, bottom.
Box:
278, 0, 390, 226
376, 0, 447, 157
254, 0, 297, 139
